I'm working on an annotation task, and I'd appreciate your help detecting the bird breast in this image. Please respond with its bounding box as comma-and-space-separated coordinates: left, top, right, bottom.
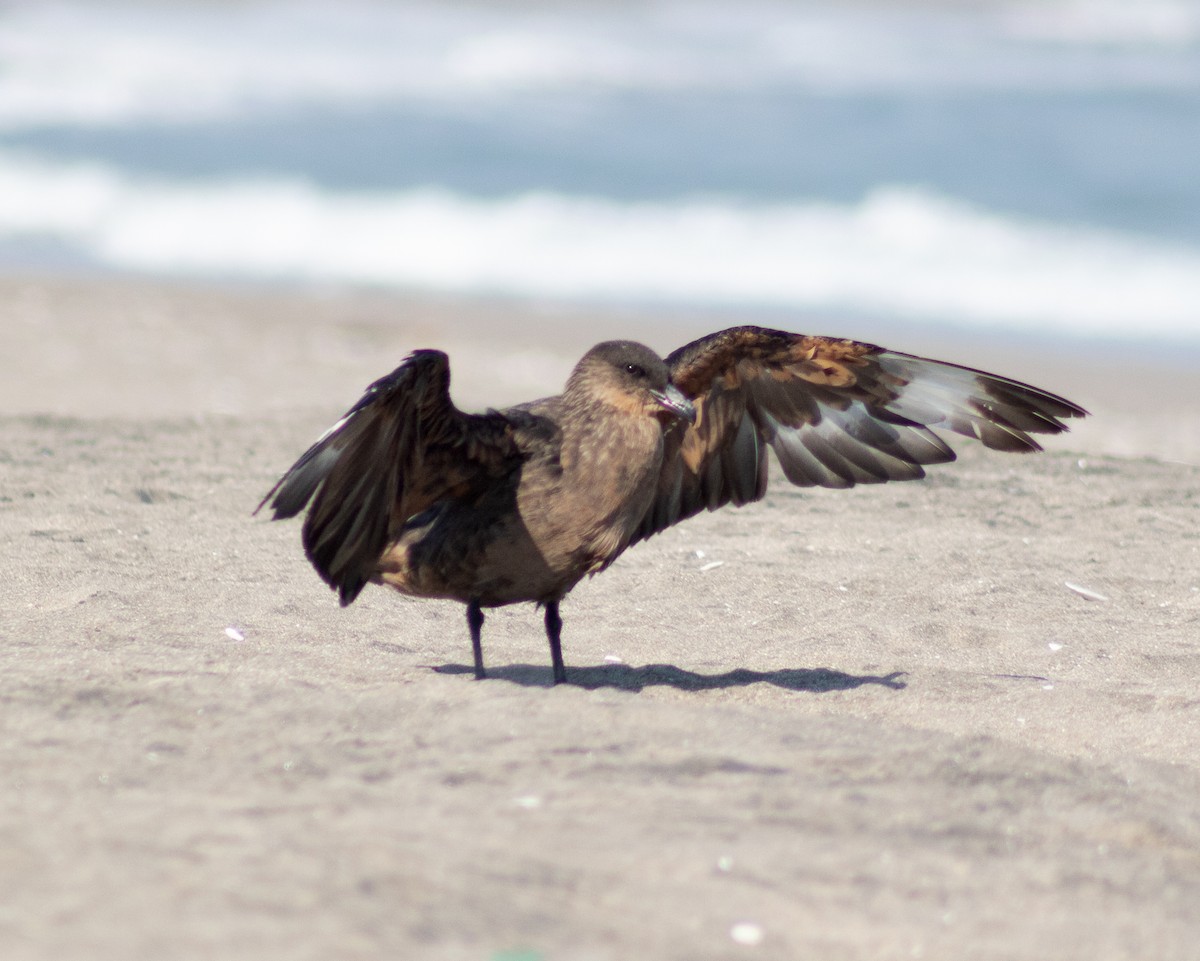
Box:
524, 406, 666, 575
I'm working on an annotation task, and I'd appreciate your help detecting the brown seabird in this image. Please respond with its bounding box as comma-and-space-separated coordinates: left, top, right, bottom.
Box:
258, 326, 1087, 683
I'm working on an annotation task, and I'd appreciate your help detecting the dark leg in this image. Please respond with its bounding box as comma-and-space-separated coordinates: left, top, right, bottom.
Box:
544, 601, 566, 685
466, 601, 486, 680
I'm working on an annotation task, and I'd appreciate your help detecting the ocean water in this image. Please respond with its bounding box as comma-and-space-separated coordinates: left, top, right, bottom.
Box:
2, 0, 1199, 341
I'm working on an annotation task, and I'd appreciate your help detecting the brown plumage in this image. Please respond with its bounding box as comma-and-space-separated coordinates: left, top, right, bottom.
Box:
258, 326, 1087, 684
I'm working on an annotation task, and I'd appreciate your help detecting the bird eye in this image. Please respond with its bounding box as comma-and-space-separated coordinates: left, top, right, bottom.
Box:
625, 363, 647, 378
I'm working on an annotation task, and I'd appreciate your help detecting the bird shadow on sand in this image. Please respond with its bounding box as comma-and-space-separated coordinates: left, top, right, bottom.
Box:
433, 662, 908, 693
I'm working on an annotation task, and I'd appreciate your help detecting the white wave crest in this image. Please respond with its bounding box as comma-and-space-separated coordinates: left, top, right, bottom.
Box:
1005, 0, 1200, 45
2, 1, 1198, 129
2, 151, 1198, 339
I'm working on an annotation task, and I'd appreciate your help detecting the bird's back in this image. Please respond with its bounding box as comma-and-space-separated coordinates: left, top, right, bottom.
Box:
372, 402, 579, 606
378, 388, 668, 606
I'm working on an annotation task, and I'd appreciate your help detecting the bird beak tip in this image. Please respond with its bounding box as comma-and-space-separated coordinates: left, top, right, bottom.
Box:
654, 385, 696, 424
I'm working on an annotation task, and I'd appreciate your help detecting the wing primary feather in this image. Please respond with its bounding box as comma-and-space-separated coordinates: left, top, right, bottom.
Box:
875, 352, 1087, 452
725, 414, 765, 504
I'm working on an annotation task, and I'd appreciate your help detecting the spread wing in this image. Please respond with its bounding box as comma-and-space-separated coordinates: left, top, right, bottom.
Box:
257, 350, 521, 605
634, 326, 1088, 543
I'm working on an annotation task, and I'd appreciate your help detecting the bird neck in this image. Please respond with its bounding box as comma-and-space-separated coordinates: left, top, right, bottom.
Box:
557, 401, 662, 507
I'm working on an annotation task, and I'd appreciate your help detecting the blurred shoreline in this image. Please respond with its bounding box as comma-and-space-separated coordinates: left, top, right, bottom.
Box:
3, 271, 1196, 465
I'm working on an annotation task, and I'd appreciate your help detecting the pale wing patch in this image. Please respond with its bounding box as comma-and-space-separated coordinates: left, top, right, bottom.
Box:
760, 405, 950, 488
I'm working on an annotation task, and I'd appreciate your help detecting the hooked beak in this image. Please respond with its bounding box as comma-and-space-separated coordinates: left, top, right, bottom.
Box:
651, 383, 696, 424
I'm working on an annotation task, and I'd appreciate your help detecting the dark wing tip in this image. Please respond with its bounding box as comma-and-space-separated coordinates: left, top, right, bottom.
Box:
255, 446, 343, 519
874, 351, 1088, 453
255, 351, 451, 521
338, 578, 367, 607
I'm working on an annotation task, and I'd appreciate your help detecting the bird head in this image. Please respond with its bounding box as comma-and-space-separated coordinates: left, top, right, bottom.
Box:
569, 341, 696, 425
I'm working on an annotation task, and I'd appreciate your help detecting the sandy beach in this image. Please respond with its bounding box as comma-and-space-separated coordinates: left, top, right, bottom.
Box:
2, 274, 1198, 960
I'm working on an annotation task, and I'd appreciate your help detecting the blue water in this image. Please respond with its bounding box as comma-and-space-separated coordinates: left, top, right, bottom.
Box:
16, 88, 1200, 241
2, 0, 1199, 340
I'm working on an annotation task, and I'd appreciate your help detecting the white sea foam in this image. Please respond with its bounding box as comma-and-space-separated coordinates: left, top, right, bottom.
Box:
1, 1, 1198, 129
3, 151, 1197, 339
1005, 0, 1200, 45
